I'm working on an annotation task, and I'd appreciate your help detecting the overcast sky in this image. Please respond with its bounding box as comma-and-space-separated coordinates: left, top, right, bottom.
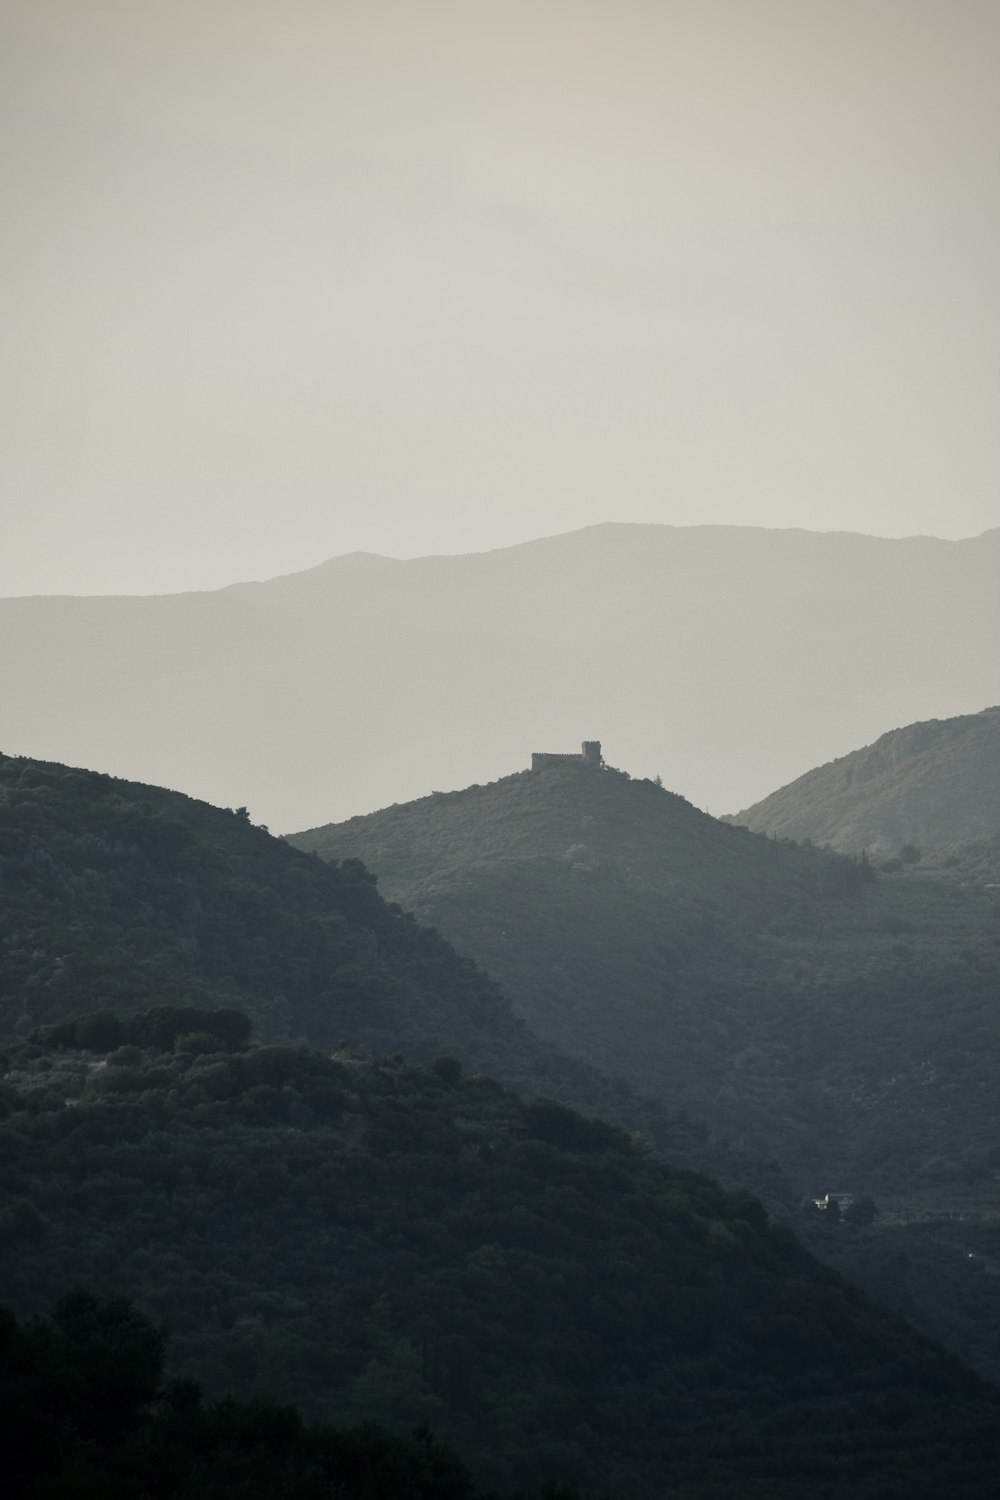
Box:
2, 0, 997, 596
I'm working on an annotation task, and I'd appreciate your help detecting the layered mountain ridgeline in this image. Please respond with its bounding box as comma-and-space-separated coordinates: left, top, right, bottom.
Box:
4, 752, 995, 1387
0, 751, 792, 1203
290, 766, 999, 1211
292, 768, 1000, 1379
728, 708, 1000, 877
2, 1022, 997, 1500
2, 525, 997, 831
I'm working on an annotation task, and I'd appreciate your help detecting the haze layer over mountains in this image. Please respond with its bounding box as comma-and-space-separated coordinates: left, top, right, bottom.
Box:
2, 524, 996, 831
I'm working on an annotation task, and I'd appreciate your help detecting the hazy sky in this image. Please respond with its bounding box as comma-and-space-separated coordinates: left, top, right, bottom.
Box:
2, 0, 997, 596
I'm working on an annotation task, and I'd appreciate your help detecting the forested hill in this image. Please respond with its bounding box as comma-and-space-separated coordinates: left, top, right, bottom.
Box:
289, 765, 999, 1210
290, 762, 865, 910
2, 1022, 997, 1499
6, 751, 997, 1387
0, 751, 786, 1195
728, 707, 1000, 868
0, 750, 516, 1064
291, 766, 1000, 1380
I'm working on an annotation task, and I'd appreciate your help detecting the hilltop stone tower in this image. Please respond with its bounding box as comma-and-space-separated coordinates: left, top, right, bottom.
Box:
531, 741, 602, 772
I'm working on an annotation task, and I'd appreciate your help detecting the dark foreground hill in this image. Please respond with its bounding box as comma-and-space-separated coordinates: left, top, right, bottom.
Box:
729, 707, 1000, 871
2, 1020, 997, 1500
3, 1292, 479, 1500
0, 751, 521, 1067
2, 523, 996, 829
290, 763, 1000, 1208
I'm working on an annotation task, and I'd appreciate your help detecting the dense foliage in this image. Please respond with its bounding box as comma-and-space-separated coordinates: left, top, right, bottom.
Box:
2, 1291, 479, 1499
2, 1020, 997, 1499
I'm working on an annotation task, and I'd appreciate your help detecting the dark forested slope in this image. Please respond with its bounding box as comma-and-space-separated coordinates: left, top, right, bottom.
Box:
0, 750, 516, 1065
290, 765, 1000, 1209
729, 707, 1000, 866
3, 1291, 479, 1500
2, 1023, 996, 1500
0, 751, 784, 1196
4, 750, 996, 1397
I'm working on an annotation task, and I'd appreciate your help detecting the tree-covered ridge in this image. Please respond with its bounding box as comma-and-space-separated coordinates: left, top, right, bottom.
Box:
0, 757, 618, 1109
288, 764, 999, 1207
728, 706, 1000, 864
0, 750, 514, 1058
2, 1018, 997, 1500
290, 763, 869, 914
0, 753, 796, 1202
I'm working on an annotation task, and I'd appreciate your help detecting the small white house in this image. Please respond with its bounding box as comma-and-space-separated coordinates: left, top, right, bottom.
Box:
814, 1192, 854, 1212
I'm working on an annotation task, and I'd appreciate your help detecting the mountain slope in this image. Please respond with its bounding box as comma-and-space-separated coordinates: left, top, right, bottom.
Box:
729, 707, 1000, 861
2, 1024, 997, 1499
4, 751, 996, 1388
290, 764, 999, 1209
0, 751, 793, 1201
291, 766, 1000, 1378
1, 523, 997, 829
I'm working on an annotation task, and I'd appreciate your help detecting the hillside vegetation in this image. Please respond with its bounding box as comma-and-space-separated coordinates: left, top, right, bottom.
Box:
3, 1291, 480, 1500
291, 766, 999, 1210
729, 707, 1000, 866
292, 766, 1000, 1380
2, 1017, 997, 1500
4, 750, 996, 1390
0, 751, 792, 1204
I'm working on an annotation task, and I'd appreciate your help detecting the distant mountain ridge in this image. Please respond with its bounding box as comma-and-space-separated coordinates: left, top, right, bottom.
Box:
729, 708, 1000, 859
1, 523, 996, 830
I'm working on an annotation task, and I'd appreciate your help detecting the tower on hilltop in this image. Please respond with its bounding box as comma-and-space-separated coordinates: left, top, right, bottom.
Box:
531, 741, 603, 772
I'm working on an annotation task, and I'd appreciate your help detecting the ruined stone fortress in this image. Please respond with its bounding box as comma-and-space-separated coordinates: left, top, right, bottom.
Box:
531, 741, 603, 772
